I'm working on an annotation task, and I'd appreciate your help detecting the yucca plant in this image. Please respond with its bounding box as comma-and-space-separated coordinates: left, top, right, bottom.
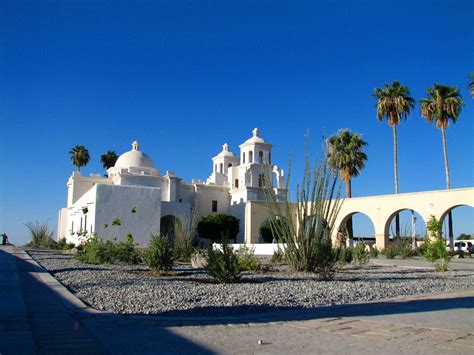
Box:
173, 209, 198, 261
24, 221, 56, 248
263, 137, 343, 279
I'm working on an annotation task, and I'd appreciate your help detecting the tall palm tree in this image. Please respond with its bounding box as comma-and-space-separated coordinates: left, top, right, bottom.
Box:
327, 129, 368, 241
420, 83, 464, 250
373, 81, 414, 237
69, 145, 90, 172
100, 150, 118, 171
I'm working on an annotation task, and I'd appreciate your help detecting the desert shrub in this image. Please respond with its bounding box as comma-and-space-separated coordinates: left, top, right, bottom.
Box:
263, 141, 342, 281
393, 238, 416, 259
424, 216, 450, 272
57, 238, 75, 250
173, 210, 198, 262
369, 246, 379, 258
115, 235, 141, 264
381, 246, 398, 259
197, 213, 239, 242
312, 234, 339, 280
143, 235, 174, 271
24, 221, 56, 248
237, 245, 261, 271
76, 235, 115, 264
352, 242, 370, 269
206, 239, 241, 283
335, 246, 353, 266
270, 248, 286, 264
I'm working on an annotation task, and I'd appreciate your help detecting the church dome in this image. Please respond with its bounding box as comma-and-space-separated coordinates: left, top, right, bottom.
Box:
216, 143, 237, 158
114, 141, 156, 169
243, 128, 266, 144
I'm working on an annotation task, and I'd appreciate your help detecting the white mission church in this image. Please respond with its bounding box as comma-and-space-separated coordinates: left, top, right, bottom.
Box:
58, 128, 287, 246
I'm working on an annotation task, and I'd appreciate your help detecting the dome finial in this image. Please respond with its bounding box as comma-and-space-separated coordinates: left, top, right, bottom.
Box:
222, 143, 229, 151
132, 141, 140, 151
252, 128, 260, 137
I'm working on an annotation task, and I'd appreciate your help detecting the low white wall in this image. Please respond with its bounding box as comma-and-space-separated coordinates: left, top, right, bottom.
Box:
213, 243, 285, 255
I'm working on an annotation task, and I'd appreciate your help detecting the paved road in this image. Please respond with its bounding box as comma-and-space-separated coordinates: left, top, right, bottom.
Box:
1, 245, 473, 354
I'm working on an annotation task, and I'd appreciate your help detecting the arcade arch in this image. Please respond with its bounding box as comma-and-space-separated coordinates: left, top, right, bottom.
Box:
384, 209, 426, 240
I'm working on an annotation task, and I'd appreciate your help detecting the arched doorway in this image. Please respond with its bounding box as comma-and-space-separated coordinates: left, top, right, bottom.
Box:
160, 215, 181, 240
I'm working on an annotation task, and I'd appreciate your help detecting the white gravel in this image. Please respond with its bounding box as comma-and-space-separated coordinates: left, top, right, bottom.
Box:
27, 249, 474, 317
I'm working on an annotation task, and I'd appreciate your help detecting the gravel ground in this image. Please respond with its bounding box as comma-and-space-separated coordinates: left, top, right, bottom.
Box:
27, 249, 474, 317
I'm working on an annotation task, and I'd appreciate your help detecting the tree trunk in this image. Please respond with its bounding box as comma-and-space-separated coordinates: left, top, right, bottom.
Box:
393, 125, 399, 194
345, 179, 353, 242
441, 126, 454, 251
393, 125, 400, 238
441, 126, 451, 189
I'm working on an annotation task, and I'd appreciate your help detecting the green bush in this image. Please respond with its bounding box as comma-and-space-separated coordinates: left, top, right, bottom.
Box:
352, 242, 370, 269
206, 239, 241, 283
312, 235, 339, 280
57, 238, 75, 250
381, 246, 398, 259
424, 216, 450, 272
259, 218, 286, 243
197, 213, 240, 242
369, 246, 379, 258
76, 235, 115, 264
77, 234, 141, 265
335, 246, 353, 266
115, 235, 141, 264
393, 238, 416, 259
143, 235, 174, 271
237, 245, 261, 271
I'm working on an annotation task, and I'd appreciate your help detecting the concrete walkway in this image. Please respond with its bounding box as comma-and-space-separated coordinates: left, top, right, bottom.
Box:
1, 245, 473, 354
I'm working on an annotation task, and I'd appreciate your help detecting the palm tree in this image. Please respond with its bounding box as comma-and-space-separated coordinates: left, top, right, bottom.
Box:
420, 83, 464, 250
69, 145, 90, 171
100, 150, 118, 172
327, 129, 368, 242
373, 81, 415, 237
469, 73, 474, 98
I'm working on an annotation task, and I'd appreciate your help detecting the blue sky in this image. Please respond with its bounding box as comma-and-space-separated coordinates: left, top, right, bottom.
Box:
1, 0, 473, 245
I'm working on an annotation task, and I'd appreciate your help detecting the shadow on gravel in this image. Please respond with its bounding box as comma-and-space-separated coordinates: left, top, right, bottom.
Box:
131, 295, 474, 325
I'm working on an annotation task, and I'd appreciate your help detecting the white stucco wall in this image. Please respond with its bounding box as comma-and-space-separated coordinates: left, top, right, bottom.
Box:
93, 184, 162, 246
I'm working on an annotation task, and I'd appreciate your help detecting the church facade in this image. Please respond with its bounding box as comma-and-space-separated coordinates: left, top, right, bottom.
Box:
57, 129, 286, 246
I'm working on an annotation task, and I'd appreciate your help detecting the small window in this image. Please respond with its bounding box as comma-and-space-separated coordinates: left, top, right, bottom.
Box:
259, 151, 264, 163
228, 163, 232, 168
84, 215, 87, 232
212, 200, 218, 212
258, 174, 264, 187
179, 198, 182, 202
71, 221, 74, 233
220, 163, 223, 173
269, 152, 271, 164
235, 179, 239, 188
249, 151, 253, 163
243, 152, 246, 164
80, 217, 83, 231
